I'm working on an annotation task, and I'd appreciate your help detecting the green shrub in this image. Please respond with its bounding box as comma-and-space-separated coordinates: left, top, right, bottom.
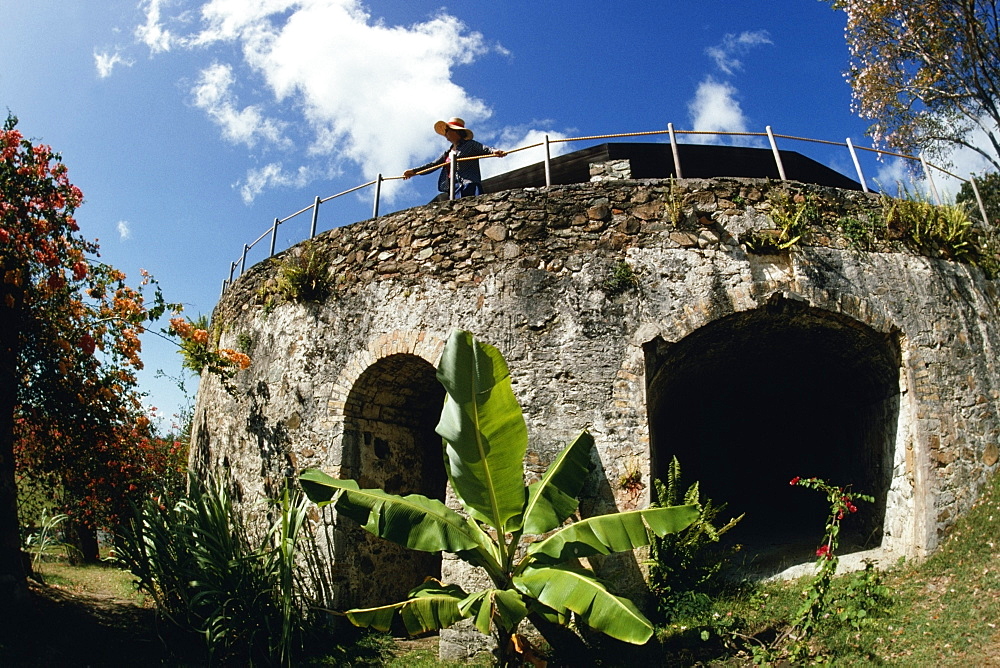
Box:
23, 510, 71, 571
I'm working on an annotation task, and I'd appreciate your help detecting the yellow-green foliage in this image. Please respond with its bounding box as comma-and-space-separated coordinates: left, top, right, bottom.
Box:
881, 189, 976, 260
743, 190, 819, 253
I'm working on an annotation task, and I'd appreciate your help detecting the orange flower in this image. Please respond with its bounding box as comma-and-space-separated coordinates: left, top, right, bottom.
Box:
219, 348, 252, 370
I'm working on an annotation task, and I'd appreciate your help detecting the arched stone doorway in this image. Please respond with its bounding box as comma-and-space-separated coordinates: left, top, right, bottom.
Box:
337, 353, 447, 607
645, 297, 901, 575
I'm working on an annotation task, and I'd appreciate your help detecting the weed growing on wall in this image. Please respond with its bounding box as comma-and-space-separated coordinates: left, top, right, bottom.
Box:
881, 188, 976, 261
742, 190, 820, 253
277, 243, 333, 303
603, 260, 640, 295
839, 214, 885, 251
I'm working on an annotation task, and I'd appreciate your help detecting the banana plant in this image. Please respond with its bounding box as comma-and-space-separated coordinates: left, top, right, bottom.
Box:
301, 329, 699, 664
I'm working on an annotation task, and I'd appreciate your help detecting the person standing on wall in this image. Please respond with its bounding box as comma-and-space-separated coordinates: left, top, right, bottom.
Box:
403, 118, 506, 201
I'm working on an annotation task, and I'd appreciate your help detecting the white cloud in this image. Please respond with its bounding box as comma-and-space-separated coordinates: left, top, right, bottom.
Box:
929, 123, 999, 200
238, 162, 312, 204
94, 50, 133, 78
688, 78, 751, 141
706, 30, 772, 76
683, 31, 772, 144
191, 62, 288, 148
136, 0, 507, 202
872, 158, 911, 196
136, 0, 176, 54
481, 124, 572, 179
117, 220, 132, 240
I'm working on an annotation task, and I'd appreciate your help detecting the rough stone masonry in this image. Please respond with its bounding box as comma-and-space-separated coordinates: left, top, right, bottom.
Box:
191, 175, 1000, 655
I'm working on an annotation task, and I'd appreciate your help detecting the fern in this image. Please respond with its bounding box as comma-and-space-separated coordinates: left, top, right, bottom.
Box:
648, 457, 744, 623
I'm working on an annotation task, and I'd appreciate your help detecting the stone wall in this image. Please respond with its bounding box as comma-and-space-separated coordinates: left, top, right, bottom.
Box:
193, 176, 1000, 657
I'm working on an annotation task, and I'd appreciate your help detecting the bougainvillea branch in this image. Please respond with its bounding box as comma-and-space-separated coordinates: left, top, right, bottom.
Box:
0, 113, 202, 603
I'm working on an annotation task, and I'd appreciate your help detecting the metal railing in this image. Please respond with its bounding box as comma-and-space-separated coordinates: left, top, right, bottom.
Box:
221, 124, 994, 294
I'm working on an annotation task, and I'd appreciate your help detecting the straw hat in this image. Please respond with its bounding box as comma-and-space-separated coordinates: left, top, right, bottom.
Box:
434, 117, 473, 140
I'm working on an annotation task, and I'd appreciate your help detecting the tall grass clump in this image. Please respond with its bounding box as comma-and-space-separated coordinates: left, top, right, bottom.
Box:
881, 187, 977, 261
114, 474, 338, 666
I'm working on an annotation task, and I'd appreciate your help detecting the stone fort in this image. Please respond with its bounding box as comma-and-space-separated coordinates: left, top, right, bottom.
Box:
190, 144, 1000, 651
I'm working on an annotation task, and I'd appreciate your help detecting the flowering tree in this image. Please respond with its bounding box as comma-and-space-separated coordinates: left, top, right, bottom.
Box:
825, 0, 1000, 171
0, 114, 180, 606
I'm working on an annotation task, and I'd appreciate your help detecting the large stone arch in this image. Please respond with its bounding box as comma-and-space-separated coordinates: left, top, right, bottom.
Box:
644, 294, 903, 574
329, 335, 449, 608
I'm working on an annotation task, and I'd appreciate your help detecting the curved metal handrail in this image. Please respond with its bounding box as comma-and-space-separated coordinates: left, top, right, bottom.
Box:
222, 125, 993, 294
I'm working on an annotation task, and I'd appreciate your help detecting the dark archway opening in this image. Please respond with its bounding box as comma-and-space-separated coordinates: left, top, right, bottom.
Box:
339, 354, 447, 608
646, 298, 900, 576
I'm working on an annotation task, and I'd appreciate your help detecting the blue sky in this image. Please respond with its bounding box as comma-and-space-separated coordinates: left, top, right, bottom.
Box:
1, 0, 982, 425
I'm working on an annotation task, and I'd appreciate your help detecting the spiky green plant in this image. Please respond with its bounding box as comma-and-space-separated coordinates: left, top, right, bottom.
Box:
114, 475, 335, 665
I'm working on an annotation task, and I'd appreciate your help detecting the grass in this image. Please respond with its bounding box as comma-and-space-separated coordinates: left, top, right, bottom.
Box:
35, 560, 146, 602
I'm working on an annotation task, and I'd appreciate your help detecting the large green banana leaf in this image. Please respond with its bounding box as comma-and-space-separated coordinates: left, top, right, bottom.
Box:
435, 329, 528, 534
299, 469, 490, 556
515, 564, 654, 645
458, 588, 529, 635
526, 504, 700, 563
344, 580, 469, 635
522, 429, 594, 535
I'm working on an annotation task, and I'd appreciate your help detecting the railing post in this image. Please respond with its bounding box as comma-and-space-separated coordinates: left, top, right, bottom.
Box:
269, 217, 279, 257
970, 175, 991, 229
920, 156, 942, 205
448, 149, 457, 200
766, 126, 787, 181
372, 174, 383, 218
846, 138, 869, 193
220, 279, 228, 296
228, 260, 236, 286
668, 123, 683, 178
543, 134, 552, 187
309, 196, 321, 238
240, 244, 249, 276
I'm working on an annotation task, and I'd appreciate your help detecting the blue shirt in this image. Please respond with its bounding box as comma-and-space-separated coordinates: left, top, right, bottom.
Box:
414, 139, 498, 193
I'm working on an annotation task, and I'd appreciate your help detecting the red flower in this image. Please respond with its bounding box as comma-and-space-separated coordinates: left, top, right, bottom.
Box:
47, 273, 66, 290
789, 476, 801, 486
816, 544, 832, 559
72, 261, 88, 281
80, 333, 96, 355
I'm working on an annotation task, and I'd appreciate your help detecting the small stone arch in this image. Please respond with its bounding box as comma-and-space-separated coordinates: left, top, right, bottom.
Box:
644, 293, 904, 575
327, 331, 449, 608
